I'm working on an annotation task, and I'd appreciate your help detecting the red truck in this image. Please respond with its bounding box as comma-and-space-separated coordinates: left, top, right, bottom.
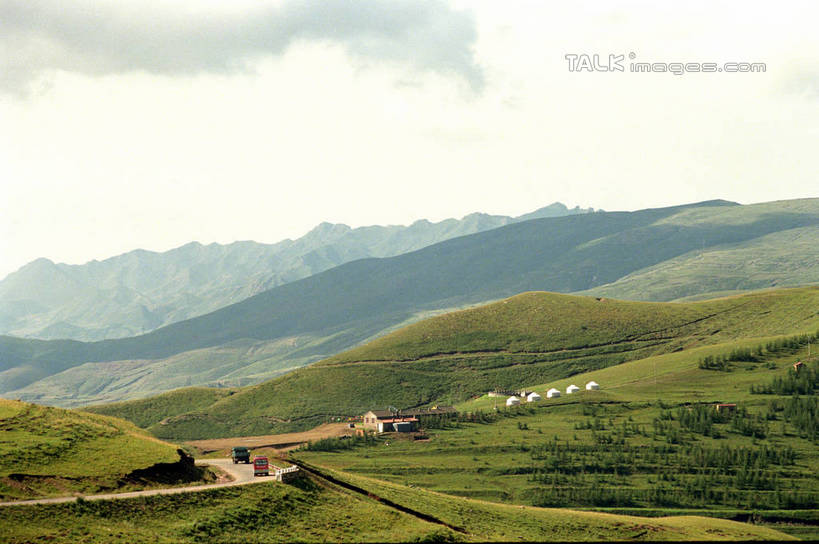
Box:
252, 456, 269, 477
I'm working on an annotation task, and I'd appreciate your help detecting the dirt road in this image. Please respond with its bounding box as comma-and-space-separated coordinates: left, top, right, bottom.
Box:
0, 459, 267, 507
187, 422, 351, 453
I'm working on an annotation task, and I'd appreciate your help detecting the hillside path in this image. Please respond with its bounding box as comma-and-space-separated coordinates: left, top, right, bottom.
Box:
0, 459, 267, 507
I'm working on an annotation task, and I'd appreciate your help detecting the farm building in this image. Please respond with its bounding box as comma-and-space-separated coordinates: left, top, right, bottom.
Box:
377, 418, 418, 432
793, 361, 805, 372
546, 388, 561, 398
526, 392, 541, 402
361, 410, 419, 432
715, 403, 737, 413
566, 384, 580, 394
586, 381, 600, 390
506, 396, 521, 406
362, 410, 394, 430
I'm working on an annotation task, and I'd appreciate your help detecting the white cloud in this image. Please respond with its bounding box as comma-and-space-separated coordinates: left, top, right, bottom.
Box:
1, 1, 818, 280
0, 0, 483, 95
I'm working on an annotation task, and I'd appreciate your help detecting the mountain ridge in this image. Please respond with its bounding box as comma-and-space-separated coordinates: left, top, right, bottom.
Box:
0, 202, 595, 341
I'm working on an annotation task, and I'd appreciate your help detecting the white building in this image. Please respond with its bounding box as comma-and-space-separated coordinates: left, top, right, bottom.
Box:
566, 384, 580, 394
526, 392, 541, 402
506, 395, 521, 406
586, 381, 600, 390
546, 388, 561, 398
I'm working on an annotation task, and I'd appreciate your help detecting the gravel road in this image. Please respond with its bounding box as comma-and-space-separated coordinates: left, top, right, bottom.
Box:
0, 458, 269, 507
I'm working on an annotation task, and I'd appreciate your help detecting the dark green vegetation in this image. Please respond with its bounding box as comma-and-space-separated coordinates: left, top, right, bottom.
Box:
0, 202, 588, 342
294, 339, 819, 539
82, 387, 237, 428
90, 287, 819, 440
0, 399, 214, 501
5, 198, 819, 407
0, 464, 793, 542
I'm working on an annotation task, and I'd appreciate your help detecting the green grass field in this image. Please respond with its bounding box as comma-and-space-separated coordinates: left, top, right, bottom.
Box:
0, 468, 794, 542
0, 399, 211, 501
293, 340, 819, 537
88, 287, 819, 440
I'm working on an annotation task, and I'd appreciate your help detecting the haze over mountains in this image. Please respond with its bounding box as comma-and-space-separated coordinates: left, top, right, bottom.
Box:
0, 203, 592, 342
1, 198, 818, 407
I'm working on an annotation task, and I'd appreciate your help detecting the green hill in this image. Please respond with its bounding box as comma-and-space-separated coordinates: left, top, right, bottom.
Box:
4, 198, 819, 406
293, 338, 819, 539
88, 287, 819, 440
0, 399, 211, 501
0, 203, 589, 342
581, 201, 819, 301
0, 464, 792, 543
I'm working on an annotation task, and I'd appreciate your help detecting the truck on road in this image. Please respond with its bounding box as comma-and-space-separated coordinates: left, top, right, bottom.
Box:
253, 456, 270, 477
231, 446, 250, 464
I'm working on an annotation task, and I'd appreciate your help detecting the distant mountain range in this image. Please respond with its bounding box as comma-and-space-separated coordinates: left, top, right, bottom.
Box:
0, 202, 593, 341
2, 198, 818, 407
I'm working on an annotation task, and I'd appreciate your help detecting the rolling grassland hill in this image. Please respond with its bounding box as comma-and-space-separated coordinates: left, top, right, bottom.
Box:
0, 464, 792, 542
0, 399, 214, 501
4, 198, 819, 407
85, 287, 819, 440
294, 335, 819, 539
0, 203, 591, 342
581, 199, 819, 301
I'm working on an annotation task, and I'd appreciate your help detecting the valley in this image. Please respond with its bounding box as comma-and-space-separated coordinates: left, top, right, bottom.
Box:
3, 199, 819, 407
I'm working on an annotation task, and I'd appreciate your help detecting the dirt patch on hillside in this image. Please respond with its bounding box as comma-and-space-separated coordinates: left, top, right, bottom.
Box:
186, 423, 352, 454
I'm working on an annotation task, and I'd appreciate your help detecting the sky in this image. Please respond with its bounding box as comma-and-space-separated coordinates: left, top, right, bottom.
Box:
1, 0, 818, 280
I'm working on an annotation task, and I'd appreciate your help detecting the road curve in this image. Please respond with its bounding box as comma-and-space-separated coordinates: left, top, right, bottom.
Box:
0, 459, 270, 507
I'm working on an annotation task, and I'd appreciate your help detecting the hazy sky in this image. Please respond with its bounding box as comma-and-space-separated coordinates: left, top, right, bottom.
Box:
1, 0, 818, 280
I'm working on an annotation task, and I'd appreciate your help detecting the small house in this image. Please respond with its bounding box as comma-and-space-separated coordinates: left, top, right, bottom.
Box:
715, 403, 737, 413
506, 396, 521, 406
793, 361, 805, 373
566, 384, 580, 394
378, 418, 418, 432
546, 388, 561, 398
586, 381, 600, 390
362, 410, 394, 431
526, 392, 541, 402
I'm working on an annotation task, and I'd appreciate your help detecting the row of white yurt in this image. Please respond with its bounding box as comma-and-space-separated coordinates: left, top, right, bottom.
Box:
508, 382, 600, 406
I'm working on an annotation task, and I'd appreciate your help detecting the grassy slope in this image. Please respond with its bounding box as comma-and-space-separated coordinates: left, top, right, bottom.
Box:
314, 467, 794, 541
8, 197, 819, 404
0, 399, 182, 500
82, 387, 237, 428
90, 287, 819, 440
0, 468, 792, 543
294, 342, 819, 537
10, 304, 480, 408
582, 224, 819, 302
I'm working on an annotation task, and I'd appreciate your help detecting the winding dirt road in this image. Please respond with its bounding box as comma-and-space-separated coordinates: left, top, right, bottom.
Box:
0, 459, 269, 507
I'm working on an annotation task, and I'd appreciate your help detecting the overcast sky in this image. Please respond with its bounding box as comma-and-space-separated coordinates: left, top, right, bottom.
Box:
1, 0, 818, 280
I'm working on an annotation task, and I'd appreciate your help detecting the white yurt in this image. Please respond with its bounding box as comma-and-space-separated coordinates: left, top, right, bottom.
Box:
586, 381, 600, 390
566, 384, 580, 394
506, 395, 521, 406
546, 388, 561, 398
526, 392, 542, 402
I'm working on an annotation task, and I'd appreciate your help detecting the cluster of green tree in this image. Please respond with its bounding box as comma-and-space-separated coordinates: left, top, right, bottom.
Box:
699, 330, 819, 371
302, 433, 378, 452
751, 361, 818, 395
781, 396, 819, 441
525, 439, 811, 508
651, 404, 768, 441
663, 405, 731, 437
528, 478, 819, 509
